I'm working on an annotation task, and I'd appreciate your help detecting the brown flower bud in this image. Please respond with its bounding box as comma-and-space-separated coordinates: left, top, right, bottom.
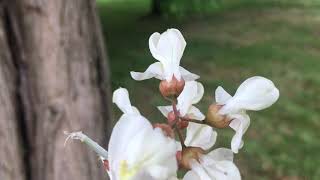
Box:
153, 123, 175, 138
159, 76, 185, 97
176, 119, 189, 129
205, 104, 231, 128
179, 147, 205, 170
167, 111, 176, 125
102, 159, 109, 171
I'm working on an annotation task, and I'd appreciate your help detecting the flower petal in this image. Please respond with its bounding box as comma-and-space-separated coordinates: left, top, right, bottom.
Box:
229, 113, 250, 153
185, 123, 217, 150
112, 88, 139, 114
199, 155, 241, 180
177, 81, 204, 116
189, 161, 212, 180
109, 114, 178, 179
149, 32, 162, 61
207, 148, 234, 162
149, 29, 186, 81
187, 106, 205, 120
131, 62, 164, 81
183, 171, 201, 180
108, 115, 153, 174
192, 82, 204, 104
209, 161, 241, 180
179, 66, 200, 81
219, 76, 279, 114
215, 86, 232, 105
234, 76, 279, 110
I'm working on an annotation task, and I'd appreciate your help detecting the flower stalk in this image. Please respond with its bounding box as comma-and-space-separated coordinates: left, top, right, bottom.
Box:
64, 131, 108, 159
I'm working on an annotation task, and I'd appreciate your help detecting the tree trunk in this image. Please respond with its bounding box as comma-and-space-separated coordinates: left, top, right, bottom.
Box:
0, 4, 25, 180
0, 0, 112, 180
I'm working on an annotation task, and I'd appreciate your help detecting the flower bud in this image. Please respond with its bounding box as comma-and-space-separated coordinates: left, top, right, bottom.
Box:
102, 159, 109, 171
153, 123, 175, 138
167, 111, 176, 125
159, 76, 185, 97
176, 119, 189, 129
205, 104, 231, 128
179, 147, 205, 170
176, 151, 182, 162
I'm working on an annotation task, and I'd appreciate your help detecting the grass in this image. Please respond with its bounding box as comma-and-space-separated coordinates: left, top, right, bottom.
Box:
98, 0, 320, 179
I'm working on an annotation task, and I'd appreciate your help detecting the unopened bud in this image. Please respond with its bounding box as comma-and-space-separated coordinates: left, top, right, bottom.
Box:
205, 104, 231, 128
102, 159, 109, 171
159, 76, 185, 97
176, 120, 189, 129
179, 147, 205, 169
153, 123, 175, 138
176, 151, 182, 162
167, 111, 176, 125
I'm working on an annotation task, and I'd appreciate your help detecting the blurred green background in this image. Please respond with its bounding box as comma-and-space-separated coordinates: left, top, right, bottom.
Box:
97, 0, 320, 179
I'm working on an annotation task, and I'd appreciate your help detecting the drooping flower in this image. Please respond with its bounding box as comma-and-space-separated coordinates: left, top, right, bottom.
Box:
178, 123, 241, 180
158, 81, 205, 122
130, 28, 199, 82
66, 88, 178, 180
208, 76, 280, 153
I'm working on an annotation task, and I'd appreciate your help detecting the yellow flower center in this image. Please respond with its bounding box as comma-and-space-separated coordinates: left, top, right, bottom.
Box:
119, 160, 139, 180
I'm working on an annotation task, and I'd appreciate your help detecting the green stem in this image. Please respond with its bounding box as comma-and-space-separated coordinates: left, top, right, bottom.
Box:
64, 131, 108, 159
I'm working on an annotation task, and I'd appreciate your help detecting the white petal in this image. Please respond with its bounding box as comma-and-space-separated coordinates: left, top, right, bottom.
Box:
179, 66, 200, 81
183, 171, 201, 180
215, 86, 232, 105
219, 76, 279, 114
185, 123, 217, 150
190, 161, 212, 180
192, 82, 204, 104
187, 106, 205, 120
149, 32, 162, 61
229, 113, 250, 153
209, 161, 241, 180
177, 81, 204, 116
176, 140, 182, 151
149, 29, 186, 81
199, 155, 241, 180
157, 106, 173, 118
207, 148, 234, 162
108, 115, 152, 173
130, 62, 164, 81
112, 88, 139, 114
109, 114, 178, 179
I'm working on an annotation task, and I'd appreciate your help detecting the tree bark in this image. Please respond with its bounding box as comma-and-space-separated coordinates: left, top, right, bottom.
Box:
0, 0, 112, 180
0, 4, 25, 180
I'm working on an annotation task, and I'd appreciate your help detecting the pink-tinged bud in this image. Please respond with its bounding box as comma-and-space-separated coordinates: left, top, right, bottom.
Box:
205, 104, 231, 128
176, 120, 189, 129
167, 111, 176, 125
159, 76, 185, 97
176, 151, 182, 162
103, 160, 109, 171
179, 147, 205, 170
153, 123, 175, 138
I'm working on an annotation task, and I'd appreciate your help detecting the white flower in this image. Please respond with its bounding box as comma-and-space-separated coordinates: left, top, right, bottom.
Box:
181, 123, 241, 180
215, 76, 280, 153
113, 87, 140, 115
158, 81, 205, 120
67, 88, 178, 180
130, 28, 199, 82
108, 113, 178, 180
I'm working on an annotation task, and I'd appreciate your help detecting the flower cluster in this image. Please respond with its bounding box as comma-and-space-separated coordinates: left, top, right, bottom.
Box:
66, 28, 279, 180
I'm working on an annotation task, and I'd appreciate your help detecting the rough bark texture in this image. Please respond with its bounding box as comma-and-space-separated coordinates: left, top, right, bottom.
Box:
0, 0, 112, 180
0, 4, 25, 180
